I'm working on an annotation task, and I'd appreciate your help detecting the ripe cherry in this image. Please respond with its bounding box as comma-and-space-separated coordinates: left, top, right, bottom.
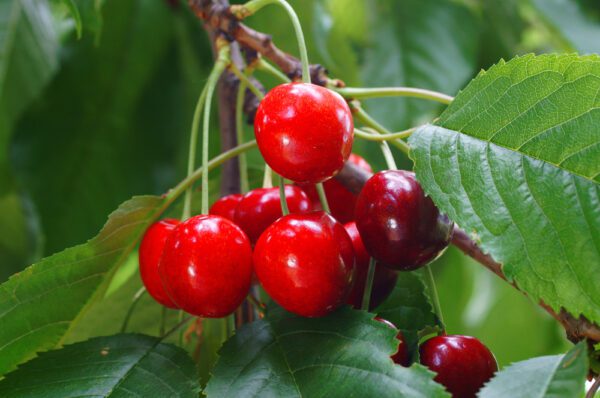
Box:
139, 219, 180, 308
355, 170, 453, 270
234, 185, 312, 243
159, 215, 253, 318
298, 153, 373, 223
253, 211, 355, 317
254, 83, 354, 183
375, 317, 410, 366
209, 193, 242, 221
420, 335, 498, 398
344, 222, 397, 310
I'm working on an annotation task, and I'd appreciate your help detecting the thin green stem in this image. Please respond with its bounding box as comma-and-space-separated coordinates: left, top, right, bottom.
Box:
424, 265, 445, 330
335, 87, 453, 105
315, 183, 331, 213
256, 58, 291, 83
161, 315, 194, 340
361, 257, 377, 311
238, 0, 310, 83
201, 46, 231, 214
262, 164, 273, 188
278, 175, 290, 216
354, 127, 416, 141
120, 287, 146, 333
353, 105, 410, 155
379, 141, 398, 170
235, 79, 250, 194
230, 64, 264, 99
183, 86, 208, 220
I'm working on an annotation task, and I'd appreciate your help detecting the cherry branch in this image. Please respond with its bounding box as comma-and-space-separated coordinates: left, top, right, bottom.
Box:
187, 0, 600, 344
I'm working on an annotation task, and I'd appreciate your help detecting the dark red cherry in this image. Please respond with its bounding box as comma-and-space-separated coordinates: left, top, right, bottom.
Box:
234, 185, 312, 243
254, 83, 354, 183
355, 170, 453, 271
298, 153, 373, 223
209, 194, 242, 221
159, 215, 253, 318
139, 219, 180, 308
375, 317, 410, 366
420, 335, 498, 398
344, 222, 397, 309
253, 211, 355, 317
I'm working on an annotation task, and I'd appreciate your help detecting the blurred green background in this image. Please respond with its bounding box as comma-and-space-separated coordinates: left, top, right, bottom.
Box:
2, 0, 599, 368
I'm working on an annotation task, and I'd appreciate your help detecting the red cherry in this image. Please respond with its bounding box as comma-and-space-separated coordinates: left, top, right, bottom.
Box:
344, 222, 397, 309
209, 194, 243, 221
298, 153, 373, 223
420, 335, 498, 398
254, 83, 354, 183
375, 317, 410, 366
253, 211, 355, 317
234, 185, 312, 243
139, 219, 180, 308
355, 170, 453, 270
159, 215, 253, 318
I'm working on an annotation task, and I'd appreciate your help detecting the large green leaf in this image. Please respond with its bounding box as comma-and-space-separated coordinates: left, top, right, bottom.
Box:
409, 53, 600, 324
0, 0, 59, 191
478, 342, 587, 398
360, 0, 479, 131
0, 195, 165, 376
0, 334, 200, 397
205, 306, 450, 398
532, 0, 600, 54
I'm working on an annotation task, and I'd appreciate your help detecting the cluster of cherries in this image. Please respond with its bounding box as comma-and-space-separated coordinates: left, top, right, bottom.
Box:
138, 82, 497, 397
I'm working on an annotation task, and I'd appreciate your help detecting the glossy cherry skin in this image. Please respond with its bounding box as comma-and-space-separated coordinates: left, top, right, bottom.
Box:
254, 83, 354, 183
234, 185, 312, 243
344, 222, 397, 310
159, 215, 253, 318
298, 154, 373, 223
355, 170, 453, 271
375, 318, 410, 366
420, 335, 498, 398
209, 194, 243, 221
253, 211, 355, 317
139, 219, 180, 308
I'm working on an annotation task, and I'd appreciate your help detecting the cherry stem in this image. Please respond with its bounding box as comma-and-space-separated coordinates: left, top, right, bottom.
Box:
423, 265, 445, 331
235, 74, 250, 194
315, 183, 331, 213
361, 257, 377, 311
354, 127, 417, 142
257, 58, 291, 83
379, 140, 398, 170
183, 85, 208, 220
335, 87, 454, 105
352, 104, 410, 155
236, 0, 310, 83
120, 287, 146, 333
262, 164, 273, 188
230, 64, 264, 99
161, 315, 194, 341
247, 293, 265, 313
278, 175, 290, 216
586, 377, 600, 398
201, 43, 231, 215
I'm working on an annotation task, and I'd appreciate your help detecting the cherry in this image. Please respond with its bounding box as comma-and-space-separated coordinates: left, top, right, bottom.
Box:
254, 83, 354, 183
355, 170, 453, 271
298, 153, 373, 223
209, 193, 243, 221
253, 211, 355, 317
234, 185, 312, 243
159, 215, 253, 318
138, 219, 180, 308
375, 317, 410, 366
420, 335, 497, 398
344, 222, 397, 310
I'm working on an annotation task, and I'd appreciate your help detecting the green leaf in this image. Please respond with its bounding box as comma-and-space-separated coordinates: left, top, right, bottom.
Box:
478, 342, 587, 398
0, 334, 200, 397
0, 0, 59, 191
532, 0, 600, 54
205, 306, 450, 398
409, 53, 600, 324
61, 0, 82, 38
360, 0, 479, 130
0, 195, 165, 376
